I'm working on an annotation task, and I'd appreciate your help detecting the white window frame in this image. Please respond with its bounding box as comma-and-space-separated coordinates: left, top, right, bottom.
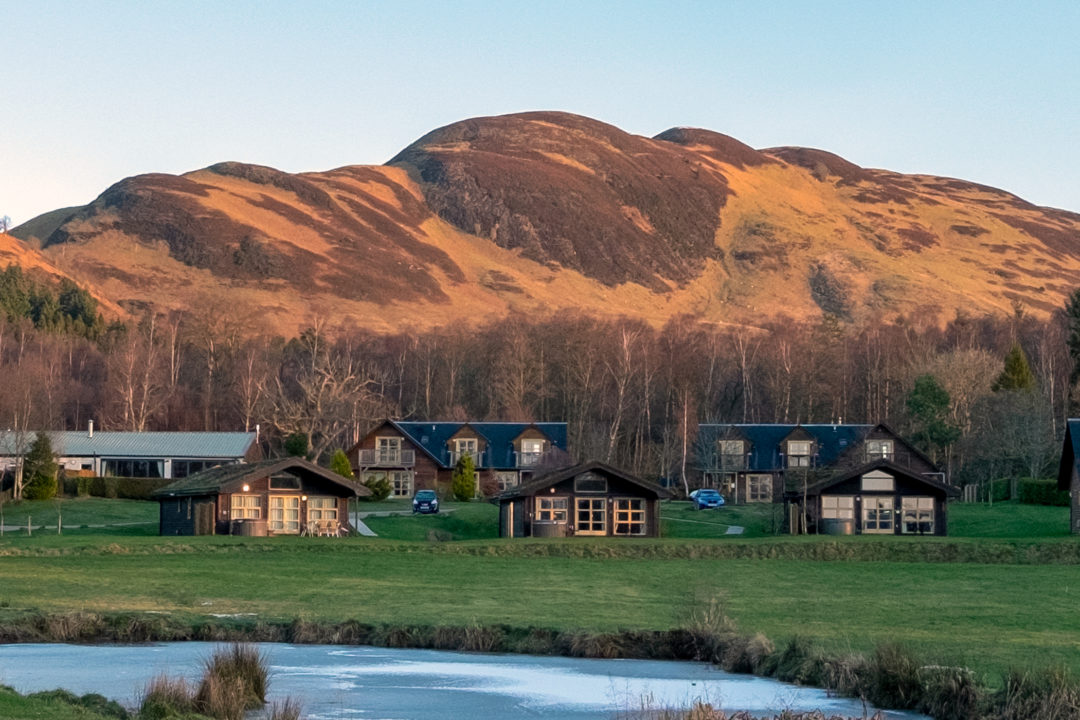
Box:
269, 495, 301, 534
901, 496, 935, 534
390, 470, 413, 497
230, 494, 262, 520
495, 471, 519, 491
861, 471, 895, 492
747, 474, 772, 502
376, 436, 402, 464
787, 441, 812, 468
821, 495, 854, 520
866, 439, 894, 461
307, 496, 338, 523
613, 498, 646, 536
862, 497, 894, 534
536, 496, 568, 523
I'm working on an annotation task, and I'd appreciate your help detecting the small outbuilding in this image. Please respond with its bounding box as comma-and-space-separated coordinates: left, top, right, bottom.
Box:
1056, 418, 1080, 535
784, 459, 958, 536
494, 460, 672, 538
152, 457, 369, 536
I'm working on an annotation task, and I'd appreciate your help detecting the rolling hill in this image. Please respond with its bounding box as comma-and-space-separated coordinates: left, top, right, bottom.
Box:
9, 111, 1080, 336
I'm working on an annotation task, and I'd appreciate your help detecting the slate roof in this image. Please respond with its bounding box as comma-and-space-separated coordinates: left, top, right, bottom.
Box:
151, 457, 369, 498
0, 431, 256, 459
786, 459, 960, 498
1056, 419, 1080, 490
698, 423, 873, 471
494, 460, 673, 501
390, 421, 569, 468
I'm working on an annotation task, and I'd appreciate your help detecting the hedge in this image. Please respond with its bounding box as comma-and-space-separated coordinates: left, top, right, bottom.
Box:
61, 475, 172, 500
1017, 478, 1070, 507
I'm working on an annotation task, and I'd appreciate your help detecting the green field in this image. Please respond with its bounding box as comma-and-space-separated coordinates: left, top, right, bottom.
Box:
0, 497, 1076, 684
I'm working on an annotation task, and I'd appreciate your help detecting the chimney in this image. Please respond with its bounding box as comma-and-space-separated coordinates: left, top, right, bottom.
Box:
88, 420, 94, 439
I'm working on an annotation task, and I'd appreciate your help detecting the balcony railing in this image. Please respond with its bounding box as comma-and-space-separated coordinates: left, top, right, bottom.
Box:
449, 449, 485, 467
865, 450, 915, 467
358, 448, 415, 466
515, 450, 543, 467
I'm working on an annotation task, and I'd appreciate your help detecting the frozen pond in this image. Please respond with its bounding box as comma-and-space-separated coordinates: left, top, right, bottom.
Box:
0, 643, 926, 719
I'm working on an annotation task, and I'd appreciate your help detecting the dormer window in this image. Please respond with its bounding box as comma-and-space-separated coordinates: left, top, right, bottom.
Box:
867, 439, 894, 462
787, 441, 812, 468
719, 440, 746, 470
451, 438, 480, 465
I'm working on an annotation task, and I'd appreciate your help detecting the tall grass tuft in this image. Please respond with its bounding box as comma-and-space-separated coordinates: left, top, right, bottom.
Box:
267, 696, 304, 720
865, 643, 921, 710
993, 667, 1080, 720
139, 673, 195, 719
916, 665, 978, 720
194, 643, 269, 719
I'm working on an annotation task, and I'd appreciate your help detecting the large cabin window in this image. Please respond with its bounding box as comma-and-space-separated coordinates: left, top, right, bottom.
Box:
786, 441, 812, 468
862, 497, 894, 533
103, 459, 164, 478
536, 496, 568, 523
307, 497, 338, 523
821, 495, 854, 520
452, 438, 479, 465
901, 497, 934, 534
614, 498, 646, 535
231, 495, 262, 520
747, 474, 772, 502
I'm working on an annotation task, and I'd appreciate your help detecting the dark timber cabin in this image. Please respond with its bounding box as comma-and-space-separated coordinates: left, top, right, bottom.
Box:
152, 457, 370, 536
1056, 418, 1080, 535
784, 459, 958, 536
494, 461, 672, 538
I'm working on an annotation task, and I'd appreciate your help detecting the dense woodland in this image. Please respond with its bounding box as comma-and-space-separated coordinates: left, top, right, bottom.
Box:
0, 263, 1077, 493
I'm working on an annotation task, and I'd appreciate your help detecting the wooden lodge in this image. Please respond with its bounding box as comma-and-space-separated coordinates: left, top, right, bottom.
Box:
784, 459, 958, 536
494, 461, 672, 538
152, 457, 370, 536
347, 419, 569, 498
1056, 418, 1080, 535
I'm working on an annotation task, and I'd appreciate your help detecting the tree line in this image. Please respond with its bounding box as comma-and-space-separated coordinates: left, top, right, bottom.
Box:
1, 274, 1077, 494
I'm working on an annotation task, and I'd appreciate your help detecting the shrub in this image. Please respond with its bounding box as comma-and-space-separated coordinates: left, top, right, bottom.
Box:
451, 453, 476, 501
22, 431, 58, 500
362, 475, 392, 502
329, 449, 353, 479
1018, 478, 1070, 506
267, 697, 304, 720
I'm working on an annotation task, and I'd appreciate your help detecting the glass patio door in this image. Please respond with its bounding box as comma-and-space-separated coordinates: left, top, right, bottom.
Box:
269, 496, 300, 534
575, 498, 606, 535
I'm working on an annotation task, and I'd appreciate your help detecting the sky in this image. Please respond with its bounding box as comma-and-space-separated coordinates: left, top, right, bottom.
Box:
2, 1, 1079, 225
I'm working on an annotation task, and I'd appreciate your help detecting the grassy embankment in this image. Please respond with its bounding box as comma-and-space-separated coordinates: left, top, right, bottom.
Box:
0, 496, 1075, 683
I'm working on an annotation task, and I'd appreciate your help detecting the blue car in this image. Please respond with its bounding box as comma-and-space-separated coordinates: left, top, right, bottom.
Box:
689, 488, 725, 510
412, 489, 440, 514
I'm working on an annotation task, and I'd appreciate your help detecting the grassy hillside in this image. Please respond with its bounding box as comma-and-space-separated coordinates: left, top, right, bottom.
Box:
9, 112, 1080, 336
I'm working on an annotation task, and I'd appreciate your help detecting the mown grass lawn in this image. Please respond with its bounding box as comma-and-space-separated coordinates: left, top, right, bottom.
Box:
0, 498, 1076, 682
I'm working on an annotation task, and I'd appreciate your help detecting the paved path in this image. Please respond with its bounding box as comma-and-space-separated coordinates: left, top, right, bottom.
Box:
352, 519, 378, 537
355, 508, 456, 518
662, 516, 744, 535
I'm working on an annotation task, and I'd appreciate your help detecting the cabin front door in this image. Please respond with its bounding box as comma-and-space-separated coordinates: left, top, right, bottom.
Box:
269, 496, 301, 534
575, 497, 606, 536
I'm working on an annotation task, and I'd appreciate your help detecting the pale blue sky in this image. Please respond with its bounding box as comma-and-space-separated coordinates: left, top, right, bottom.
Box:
2, 1, 1079, 224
